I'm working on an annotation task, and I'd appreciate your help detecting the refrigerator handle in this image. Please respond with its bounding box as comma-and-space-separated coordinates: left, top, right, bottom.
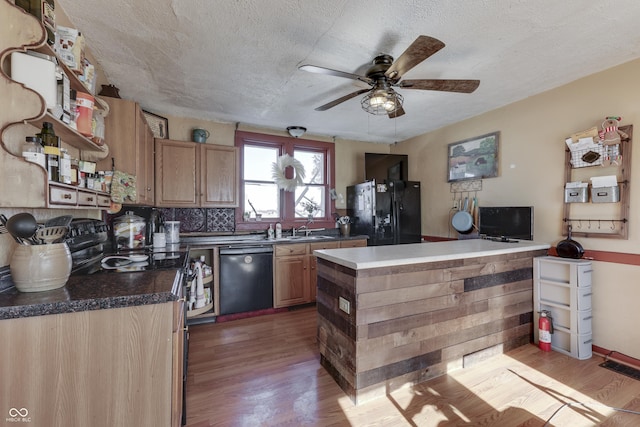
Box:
391, 191, 399, 244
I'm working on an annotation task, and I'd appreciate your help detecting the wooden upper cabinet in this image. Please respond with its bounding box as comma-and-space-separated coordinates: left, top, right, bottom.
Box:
200, 145, 239, 207
138, 108, 155, 205
96, 97, 154, 205
155, 139, 198, 207
155, 139, 238, 208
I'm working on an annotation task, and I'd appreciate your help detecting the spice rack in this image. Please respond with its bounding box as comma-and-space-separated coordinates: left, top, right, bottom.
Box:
0, 2, 110, 209
562, 125, 632, 239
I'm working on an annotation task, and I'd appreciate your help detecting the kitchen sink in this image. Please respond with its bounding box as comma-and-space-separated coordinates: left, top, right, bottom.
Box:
275, 235, 336, 241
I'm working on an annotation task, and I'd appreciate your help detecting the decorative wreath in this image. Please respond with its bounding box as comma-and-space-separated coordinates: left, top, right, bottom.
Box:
272, 154, 306, 192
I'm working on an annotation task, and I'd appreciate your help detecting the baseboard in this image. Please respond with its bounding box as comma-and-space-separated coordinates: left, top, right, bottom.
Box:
592, 345, 640, 369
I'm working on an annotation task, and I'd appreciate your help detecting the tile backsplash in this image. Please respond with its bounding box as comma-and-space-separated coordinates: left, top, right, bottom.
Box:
159, 208, 236, 232
111, 207, 236, 233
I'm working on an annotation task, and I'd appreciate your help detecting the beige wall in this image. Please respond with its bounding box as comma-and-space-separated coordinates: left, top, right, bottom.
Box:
392, 57, 640, 358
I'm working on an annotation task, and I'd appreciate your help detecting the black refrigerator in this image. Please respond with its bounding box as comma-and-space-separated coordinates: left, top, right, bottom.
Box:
347, 180, 422, 246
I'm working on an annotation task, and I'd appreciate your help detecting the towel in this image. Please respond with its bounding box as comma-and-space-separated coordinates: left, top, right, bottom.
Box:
110, 170, 137, 203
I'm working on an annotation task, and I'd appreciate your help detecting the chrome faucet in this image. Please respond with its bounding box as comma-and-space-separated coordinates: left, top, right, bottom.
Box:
292, 224, 308, 237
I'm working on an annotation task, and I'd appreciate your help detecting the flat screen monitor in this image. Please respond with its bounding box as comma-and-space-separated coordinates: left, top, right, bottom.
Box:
478, 206, 533, 241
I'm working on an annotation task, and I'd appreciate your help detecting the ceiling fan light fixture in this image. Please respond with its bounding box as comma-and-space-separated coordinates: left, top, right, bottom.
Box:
286, 126, 307, 138
361, 90, 403, 115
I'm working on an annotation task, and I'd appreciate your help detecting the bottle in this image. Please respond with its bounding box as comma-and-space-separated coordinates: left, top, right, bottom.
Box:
275, 222, 282, 239
38, 122, 58, 147
267, 224, 274, 239
199, 255, 212, 277
70, 158, 79, 185
59, 148, 71, 184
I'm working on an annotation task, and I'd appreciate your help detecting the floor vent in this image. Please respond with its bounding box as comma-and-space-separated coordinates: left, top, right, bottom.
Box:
600, 360, 640, 381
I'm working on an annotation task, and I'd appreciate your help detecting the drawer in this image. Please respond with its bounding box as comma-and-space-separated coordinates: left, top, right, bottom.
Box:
539, 304, 592, 335
78, 190, 97, 206
576, 286, 592, 311
539, 281, 570, 307
535, 256, 592, 287
274, 243, 307, 256
550, 329, 592, 360
340, 239, 367, 248
576, 264, 592, 287
49, 185, 77, 205
309, 241, 340, 251
97, 194, 111, 207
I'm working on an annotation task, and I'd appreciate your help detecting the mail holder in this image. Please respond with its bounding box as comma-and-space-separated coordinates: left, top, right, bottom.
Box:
591, 185, 620, 203
565, 187, 588, 203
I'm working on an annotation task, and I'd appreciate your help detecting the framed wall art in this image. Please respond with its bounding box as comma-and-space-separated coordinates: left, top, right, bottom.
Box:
447, 131, 499, 182
143, 110, 169, 139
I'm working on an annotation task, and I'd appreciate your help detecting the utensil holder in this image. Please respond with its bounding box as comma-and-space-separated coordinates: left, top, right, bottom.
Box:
10, 243, 72, 292
339, 223, 351, 237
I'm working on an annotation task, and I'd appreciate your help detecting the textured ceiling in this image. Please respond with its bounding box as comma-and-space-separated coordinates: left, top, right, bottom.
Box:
57, 0, 640, 144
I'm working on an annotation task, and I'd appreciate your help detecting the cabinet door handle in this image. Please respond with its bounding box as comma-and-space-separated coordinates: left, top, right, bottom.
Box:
63, 194, 72, 199
583, 292, 593, 297
87, 197, 94, 202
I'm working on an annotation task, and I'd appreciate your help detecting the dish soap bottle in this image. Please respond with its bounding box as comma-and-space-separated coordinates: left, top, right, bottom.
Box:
267, 224, 274, 239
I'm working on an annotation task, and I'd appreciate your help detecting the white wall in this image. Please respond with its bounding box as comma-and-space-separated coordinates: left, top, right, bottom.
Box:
393, 58, 640, 358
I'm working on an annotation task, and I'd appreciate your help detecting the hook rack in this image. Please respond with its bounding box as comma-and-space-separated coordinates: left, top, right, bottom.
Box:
562, 124, 632, 239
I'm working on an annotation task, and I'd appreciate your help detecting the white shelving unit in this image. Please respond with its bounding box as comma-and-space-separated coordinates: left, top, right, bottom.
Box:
533, 256, 593, 360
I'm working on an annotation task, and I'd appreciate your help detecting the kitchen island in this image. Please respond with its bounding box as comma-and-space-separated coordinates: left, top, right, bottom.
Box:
313, 239, 550, 404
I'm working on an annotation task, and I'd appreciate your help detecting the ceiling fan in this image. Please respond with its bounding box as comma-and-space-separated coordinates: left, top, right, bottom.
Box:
299, 35, 480, 118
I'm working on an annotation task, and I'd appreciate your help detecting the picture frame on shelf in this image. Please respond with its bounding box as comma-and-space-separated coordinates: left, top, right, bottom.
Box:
143, 110, 169, 139
447, 131, 499, 182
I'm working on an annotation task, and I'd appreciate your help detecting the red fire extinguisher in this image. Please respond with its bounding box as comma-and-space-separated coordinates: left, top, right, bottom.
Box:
538, 310, 553, 352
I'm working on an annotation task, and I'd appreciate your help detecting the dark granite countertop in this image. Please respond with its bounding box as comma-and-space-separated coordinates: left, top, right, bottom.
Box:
0, 269, 181, 320
0, 235, 368, 321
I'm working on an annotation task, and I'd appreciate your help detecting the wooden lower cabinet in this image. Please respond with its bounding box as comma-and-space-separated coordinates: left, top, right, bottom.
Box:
273, 243, 309, 307
0, 302, 183, 427
274, 239, 366, 308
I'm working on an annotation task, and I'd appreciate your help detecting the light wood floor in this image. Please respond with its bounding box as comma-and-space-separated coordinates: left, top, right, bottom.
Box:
185, 306, 640, 426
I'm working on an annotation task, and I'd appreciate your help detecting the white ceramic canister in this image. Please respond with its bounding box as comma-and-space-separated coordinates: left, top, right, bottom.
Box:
10, 243, 72, 292
165, 221, 180, 244
153, 232, 166, 248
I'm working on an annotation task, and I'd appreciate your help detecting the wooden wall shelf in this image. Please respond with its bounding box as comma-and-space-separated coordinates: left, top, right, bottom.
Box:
562, 125, 632, 239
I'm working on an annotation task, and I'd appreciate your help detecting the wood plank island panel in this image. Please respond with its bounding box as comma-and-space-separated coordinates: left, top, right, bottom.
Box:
316, 246, 548, 404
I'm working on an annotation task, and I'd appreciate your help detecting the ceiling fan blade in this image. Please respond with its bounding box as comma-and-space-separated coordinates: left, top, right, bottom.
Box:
388, 105, 405, 119
385, 36, 445, 82
299, 64, 373, 85
398, 79, 480, 93
315, 89, 371, 111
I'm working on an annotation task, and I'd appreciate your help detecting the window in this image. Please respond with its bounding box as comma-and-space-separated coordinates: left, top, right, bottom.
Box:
235, 131, 335, 230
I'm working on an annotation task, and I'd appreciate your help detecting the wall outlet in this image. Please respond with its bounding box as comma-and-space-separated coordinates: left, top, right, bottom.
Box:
453, 200, 459, 210
339, 297, 350, 314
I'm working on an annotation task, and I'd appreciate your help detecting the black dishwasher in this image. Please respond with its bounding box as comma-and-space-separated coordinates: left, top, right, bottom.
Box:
219, 245, 274, 315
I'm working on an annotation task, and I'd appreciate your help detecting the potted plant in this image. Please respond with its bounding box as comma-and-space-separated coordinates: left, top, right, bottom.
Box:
300, 200, 318, 220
